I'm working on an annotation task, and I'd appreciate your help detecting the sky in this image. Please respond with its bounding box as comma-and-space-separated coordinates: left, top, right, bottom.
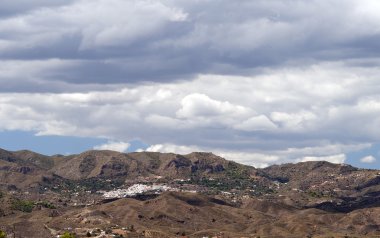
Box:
0, 0, 380, 168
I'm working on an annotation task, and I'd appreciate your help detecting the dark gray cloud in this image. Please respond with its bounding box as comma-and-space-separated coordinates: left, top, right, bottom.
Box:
1, 0, 380, 91
0, 0, 74, 18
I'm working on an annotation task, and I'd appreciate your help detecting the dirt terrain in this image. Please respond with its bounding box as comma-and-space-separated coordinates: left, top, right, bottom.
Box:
1, 148, 380, 237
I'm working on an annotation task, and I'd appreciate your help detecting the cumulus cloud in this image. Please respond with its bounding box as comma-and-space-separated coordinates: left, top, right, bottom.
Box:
360, 155, 376, 163
146, 143, 200, 155
271, 111, 317, 131
177, 93, 250, 119
1, 63, 380, 166
94, 141, 130, 152
215, 151, 280, 168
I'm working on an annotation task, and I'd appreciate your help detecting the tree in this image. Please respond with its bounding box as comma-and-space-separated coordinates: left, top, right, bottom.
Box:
61, 232, 76, 238
0, 230, 7, 238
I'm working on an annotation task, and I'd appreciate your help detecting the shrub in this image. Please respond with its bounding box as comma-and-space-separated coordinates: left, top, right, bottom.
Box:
308, 190, 322, 198
61, 232, 76, 238
37, 201, 56, 209
0, 230, 6, 238
11, 199, 35, 213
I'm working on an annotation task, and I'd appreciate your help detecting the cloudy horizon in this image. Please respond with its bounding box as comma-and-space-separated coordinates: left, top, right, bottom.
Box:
1, 0, 380, 168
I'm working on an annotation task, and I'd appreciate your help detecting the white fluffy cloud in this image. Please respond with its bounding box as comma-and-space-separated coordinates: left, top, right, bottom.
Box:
1, 63, 380, 166
360, 155, 376, 163
177, 93, 250, 119
146, 143, 200, 155
94, 141, 130, 152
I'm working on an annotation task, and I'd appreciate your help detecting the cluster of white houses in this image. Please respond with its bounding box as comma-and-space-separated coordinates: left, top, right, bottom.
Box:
102, 184, 179, 199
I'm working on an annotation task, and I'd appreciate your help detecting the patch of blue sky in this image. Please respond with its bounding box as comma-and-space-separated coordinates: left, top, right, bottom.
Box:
0, 130, 150, 156
126, 140, 149, 152
346, 143, 380, 169
0, 130, 106, 155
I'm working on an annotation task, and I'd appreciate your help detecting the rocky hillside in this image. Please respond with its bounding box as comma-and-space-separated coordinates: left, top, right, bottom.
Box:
0, 149, 262, 190
1, 148, 380, 237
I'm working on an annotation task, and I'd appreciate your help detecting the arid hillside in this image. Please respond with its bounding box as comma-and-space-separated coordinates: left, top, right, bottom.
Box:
1, 148, 380, 237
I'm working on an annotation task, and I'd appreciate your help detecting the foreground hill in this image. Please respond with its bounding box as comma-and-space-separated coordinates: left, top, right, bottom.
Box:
1, 148, 380, 237
1, 191, 380, 237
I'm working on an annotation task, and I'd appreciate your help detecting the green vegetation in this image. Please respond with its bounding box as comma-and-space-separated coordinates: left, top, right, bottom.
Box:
186, 162, 275, 196
10, 199, 55, 212
0, 230, 6, 238
61, 232, 76, 238
37, 201, 56, 209
189, 162, 251, 190
78, 178, 125, 191
11, 199, 35, 213
49, 177, 125, 193
225, 162, 250, 180
187, 175, 273, 196
308, 190, 322, 198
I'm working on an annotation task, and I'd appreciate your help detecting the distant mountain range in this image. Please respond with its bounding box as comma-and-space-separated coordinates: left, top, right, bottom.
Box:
1, 148, 380, 237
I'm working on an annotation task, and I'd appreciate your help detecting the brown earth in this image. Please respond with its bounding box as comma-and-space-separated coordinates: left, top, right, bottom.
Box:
1, 192, 380, 237
1, 148, 380, 237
